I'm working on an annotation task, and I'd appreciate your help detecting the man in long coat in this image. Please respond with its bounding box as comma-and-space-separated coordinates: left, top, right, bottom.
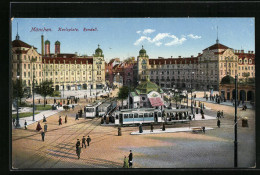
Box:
86, 135, 91, 146
128, 150, 133, 168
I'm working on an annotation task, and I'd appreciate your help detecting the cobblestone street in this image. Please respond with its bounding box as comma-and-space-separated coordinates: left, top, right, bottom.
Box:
12, 90, 255, 169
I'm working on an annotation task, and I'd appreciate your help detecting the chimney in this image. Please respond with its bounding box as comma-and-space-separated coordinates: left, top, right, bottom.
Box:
241, 50, 244, 53
178, 56, 181, 58
171, 56, 172, 58
41, 35, 44, 56
198, 53, 201, 56
191, 55, 193, 58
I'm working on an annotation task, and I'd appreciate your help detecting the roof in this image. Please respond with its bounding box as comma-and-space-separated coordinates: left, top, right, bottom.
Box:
12, 40, 37, 49
42, 57, 93, 64
221, 75, 235, 84
149, 57, 198, 65
136, 79, 163, 95
203, 43, 230, 51
130, 92, 138, 97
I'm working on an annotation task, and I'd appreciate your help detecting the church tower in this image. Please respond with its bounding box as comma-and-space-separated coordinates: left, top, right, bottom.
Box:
137, 45, 149, 83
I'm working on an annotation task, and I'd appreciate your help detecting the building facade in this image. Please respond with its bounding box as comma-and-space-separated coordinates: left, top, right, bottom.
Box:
11, 34, 106, 93
137, 40, 255, 91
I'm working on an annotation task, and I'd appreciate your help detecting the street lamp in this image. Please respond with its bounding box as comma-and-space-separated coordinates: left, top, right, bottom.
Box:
191, 72, 195, 114
32, 65, 35, 121
202, 72, 206, 97
15, 75, 21, 128
234, 74, 238, 167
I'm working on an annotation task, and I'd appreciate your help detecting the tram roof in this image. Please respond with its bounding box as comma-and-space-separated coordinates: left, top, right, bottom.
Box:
117, 108, 160, 113
164, 108, 190, 113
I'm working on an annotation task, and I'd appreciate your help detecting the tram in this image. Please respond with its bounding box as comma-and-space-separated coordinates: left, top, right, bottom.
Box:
98, 100, 117, 117
114, 108, 163, 125
163, 108, 190, 121
85, 101, 102, 118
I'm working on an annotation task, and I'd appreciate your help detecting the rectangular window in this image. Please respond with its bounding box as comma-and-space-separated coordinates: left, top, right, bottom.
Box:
24, 64, 26, 69
134, 113, 138, 118
28, 64, 30, 69
24, 72, 26, 77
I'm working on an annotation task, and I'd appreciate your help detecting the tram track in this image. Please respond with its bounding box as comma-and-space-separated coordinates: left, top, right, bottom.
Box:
15, 117, 100, 168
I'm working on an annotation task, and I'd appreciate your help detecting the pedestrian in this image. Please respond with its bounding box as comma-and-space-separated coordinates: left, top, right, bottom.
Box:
38, 99, 40, 104
150, 123, 154, 132
202, 126, 205, 133
162, 122, 166, 131
65, 115, 68, 123
221, 110, 224, 118
41, 131, 45, 141
43, 115, 47, 122
75, 113, 79, 120
82, 136, 86, 148
12, 118, 15, 126
76, 139, 80, 149
217, 119, 221, 128
72, 105, 75, 111
128, 150, 133, 168
44, 123, 47, 132
46, 99, 48, 104
58, 116, 62, 125
217, 111, 220, 119
86, 135, 91, 146
24, 120, 27, 130
123, 156, 129, 168
139, 123, 143, 133
36, 122, 42, 131
76, 146, 81, 159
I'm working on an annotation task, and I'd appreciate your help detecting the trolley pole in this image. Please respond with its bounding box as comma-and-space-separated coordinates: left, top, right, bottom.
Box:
234, 75, 238, 167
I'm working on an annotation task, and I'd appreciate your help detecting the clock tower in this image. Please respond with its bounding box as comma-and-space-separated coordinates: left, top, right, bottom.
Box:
137, 45, 149, 83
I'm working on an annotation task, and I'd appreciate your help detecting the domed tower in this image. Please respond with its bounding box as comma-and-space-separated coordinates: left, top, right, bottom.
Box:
137, 45, 149, 82
94, 44, 104, 57
45, 40, 50, 56
55, 40, 60, 54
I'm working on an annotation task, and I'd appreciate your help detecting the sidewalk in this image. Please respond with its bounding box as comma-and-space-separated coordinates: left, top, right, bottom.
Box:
192, 97, 253, 109
131, 127, 214, 135
13, 106, 64, 129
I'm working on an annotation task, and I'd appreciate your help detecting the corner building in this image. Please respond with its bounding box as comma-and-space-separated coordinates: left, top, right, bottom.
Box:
137, 40, 255, 91
11, 35, 106, 93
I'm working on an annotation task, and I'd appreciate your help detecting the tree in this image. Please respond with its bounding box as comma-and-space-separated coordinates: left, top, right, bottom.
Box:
117, 86, 130, 107
12, 79, 26, 105
172, 95, 181, 108
38, 80, 54, 107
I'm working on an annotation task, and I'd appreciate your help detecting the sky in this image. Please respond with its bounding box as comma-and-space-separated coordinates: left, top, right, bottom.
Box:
11, 18, 254, 61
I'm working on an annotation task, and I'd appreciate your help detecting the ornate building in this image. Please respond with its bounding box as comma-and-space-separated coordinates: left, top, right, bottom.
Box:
137, 39, 255, 91
11, 34, 106, 93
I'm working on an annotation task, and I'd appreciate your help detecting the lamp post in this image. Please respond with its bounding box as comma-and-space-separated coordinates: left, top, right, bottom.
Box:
234, 75, 238, 167
202, 72, 206, 97
209, 85, 213, 100
191, 72, 195, 114
32, 65, 35, 121
15, 75, 21, 128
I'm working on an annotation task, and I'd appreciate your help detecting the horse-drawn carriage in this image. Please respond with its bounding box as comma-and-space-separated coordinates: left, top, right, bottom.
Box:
63, 105, 71, 111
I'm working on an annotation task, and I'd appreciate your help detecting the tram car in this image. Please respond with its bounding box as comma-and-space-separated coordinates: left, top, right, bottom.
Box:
98, 100, 117, 117
85, 101, 102, 118
114, 108, 162, 125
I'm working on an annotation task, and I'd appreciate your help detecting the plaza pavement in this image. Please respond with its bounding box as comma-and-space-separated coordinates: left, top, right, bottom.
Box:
11, 89, 255, 168
131, 127, 214, 135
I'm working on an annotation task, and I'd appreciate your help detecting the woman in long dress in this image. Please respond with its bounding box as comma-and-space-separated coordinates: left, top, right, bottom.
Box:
36, 122, 42, 131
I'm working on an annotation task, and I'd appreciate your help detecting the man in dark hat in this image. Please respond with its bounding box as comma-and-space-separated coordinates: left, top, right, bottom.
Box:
128, 150, 133, 168
217, 119, 221, 128
58, 116, 62, 125
82, 136, 86, 148
150, 123, 154, 132
86, 135, 91, 146
41, 131, 45, 141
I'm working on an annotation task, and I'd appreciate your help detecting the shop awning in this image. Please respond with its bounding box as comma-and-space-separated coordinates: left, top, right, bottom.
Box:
148, 97, 164, 107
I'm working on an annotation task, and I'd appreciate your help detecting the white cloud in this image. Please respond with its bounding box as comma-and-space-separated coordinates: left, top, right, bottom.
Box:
143, 29, 155, 35
165, 36, 187, 46
134, 31, 200, 46
152, 33, 170, 42
134, 36, 152, 45
136, 30, 141, 34
187, 34, 201, 39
